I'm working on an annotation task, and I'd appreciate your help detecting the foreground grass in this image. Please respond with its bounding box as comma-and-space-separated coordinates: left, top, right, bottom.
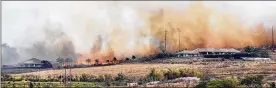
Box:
1, 81, 102, 88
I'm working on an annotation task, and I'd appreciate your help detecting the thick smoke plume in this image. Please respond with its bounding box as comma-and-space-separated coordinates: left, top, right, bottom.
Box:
2, 44, 20, 65
3, 2, 273, 65
76, 2, 268, 64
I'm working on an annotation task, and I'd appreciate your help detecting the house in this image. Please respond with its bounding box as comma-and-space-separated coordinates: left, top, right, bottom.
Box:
146, 81, 160, 87
174, 77, 200, 87
17, 58, 53, 68
176, 50, 200, 58
127, 82, 138, 87
176, 48, 241, 59
242, 57, 271, 61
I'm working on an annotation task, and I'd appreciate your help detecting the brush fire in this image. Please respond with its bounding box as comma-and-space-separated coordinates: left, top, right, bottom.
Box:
74, 2, 269, 65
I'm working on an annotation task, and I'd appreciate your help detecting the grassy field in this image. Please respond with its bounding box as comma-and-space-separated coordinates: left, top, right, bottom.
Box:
11, 63, 201, 78
1, 81, 101, 88
11, 60, 276, 80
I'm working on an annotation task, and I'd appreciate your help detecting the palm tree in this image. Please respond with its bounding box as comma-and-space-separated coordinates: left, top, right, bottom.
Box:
85, 58, 91, 66
106, 60, 110, 64
95, 59, 99, 65
113, 57, 117, 64
132, 55, 136, 60
125, 57, 130, 61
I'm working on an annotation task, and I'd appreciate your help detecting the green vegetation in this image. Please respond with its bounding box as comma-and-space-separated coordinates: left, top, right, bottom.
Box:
147, 68, 164, 81
244, 46, 269, 58
195, 75, 266, 88
146, 68, 203, 81
1, 81, 101, 88
241, 75, 264, 88
269, 82, 276, 88
207, 77, 241, 88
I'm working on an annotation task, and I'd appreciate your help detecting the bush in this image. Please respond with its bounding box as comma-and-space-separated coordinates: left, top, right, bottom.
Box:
80, 73, 89, 82
179, 69, 203, 78
12, 76, 24, 81
163, 68, 180, 80
104, 74, 114, 82
241, 75, 264, 88
207, 77, 240, 88
194, 81, 207, 88
269, 82, 276, 88
2, 74, 12, 81
147, 68, 164, 81
115, 73, 126, 81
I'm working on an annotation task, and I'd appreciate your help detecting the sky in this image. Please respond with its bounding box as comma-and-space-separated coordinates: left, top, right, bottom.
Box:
2, 1, 276, 64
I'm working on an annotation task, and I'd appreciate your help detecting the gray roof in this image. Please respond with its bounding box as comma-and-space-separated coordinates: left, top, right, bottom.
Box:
176, 50, 198, 54
176, 48, 240, 54
19, 58, 42, 64
193, 48, 240, 53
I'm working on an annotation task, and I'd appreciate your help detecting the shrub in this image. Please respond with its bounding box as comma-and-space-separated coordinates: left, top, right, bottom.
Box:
269, 82, 276, 88
2, 74, 12, 81
241, 75, 264, 88
97, 75, 105, 82
163, 68, 180, 80
104, 74, 114, 82
179, 68, 203, 78
80, 73, 89, 81
115, 73, 126, 81
207, 77, 240, 88
147, 68, 164, 81
12, 76, 24, 81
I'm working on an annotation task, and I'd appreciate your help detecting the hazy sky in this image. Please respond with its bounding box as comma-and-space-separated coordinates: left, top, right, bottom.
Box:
3, 1, 276, 53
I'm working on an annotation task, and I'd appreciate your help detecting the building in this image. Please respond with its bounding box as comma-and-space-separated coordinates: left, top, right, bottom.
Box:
17, 58, 53, 68
176, 48, 241, 59
176, 50, 200, 58
127, 82, 138, 87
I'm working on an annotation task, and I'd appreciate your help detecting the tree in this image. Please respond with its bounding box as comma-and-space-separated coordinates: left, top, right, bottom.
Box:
126, 58, 130, 61
132, 55, 136, 60
207, 78, 240, 88
41, 60, 53, 68
56, 57, 64, 67
244, 46, 269, 58
244, 46, 254, 53
113, 57, 117, 64
85, 58, 91, 65
241, 75, 264, 88
106, 60, 110, 64
95, 59, 99, 65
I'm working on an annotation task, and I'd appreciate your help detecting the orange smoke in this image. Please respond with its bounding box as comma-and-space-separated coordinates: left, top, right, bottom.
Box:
76, 2, 269, 64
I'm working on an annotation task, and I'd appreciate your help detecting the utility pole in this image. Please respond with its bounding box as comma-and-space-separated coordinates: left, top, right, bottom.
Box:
272, 26, 274, 51
177, 28, 181, 51
164, 27, 167, 53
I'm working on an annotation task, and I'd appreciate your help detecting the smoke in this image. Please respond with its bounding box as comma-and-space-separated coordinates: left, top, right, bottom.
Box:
22, 23, 77, 61
2, 43, 20, 65
3, 1, 276, 64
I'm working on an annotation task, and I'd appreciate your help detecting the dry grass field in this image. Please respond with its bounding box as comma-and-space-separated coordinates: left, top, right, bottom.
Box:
11, 60, 276, 81
11, 64, 201, 78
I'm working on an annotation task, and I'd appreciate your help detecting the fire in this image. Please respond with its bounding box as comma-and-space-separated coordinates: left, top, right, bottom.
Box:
76, 2, 269, 64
